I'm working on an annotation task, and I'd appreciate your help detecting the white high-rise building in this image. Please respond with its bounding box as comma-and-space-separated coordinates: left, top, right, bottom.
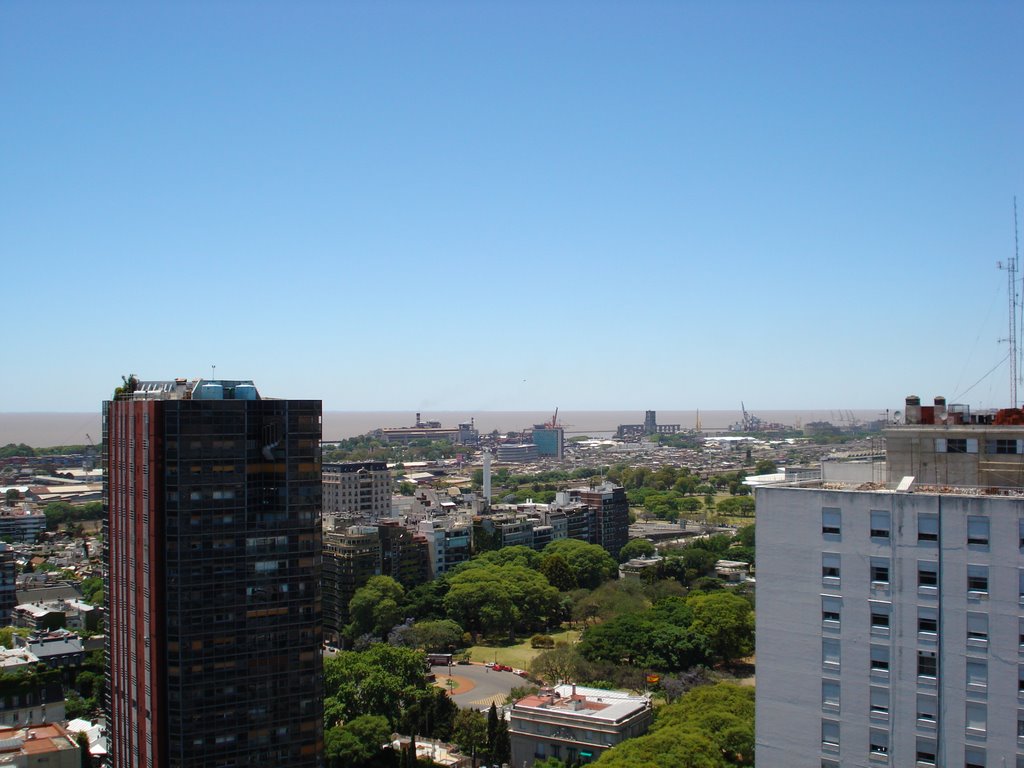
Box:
757, 397, 1024, 768
757, 480, 1024, 768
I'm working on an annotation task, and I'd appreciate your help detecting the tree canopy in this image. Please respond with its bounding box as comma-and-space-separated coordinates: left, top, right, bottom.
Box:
542, 539, 617, 590
592, 683, 754, 768
444, 562, 560, 639
347, 576, 406, 640
617, 538, 656, 563
577, 591, 753, 673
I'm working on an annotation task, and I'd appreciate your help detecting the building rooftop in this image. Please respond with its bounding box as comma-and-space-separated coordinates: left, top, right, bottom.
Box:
513, 684, 650, 723
763, 478, 1024, 497
115, 378, 260, 401
0, 723, 77, 757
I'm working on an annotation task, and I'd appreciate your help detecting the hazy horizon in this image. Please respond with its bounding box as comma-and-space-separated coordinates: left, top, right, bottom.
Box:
1, 408, 893, 447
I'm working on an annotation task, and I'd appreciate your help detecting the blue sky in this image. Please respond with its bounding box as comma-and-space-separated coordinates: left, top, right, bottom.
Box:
2, 1, 1022, 413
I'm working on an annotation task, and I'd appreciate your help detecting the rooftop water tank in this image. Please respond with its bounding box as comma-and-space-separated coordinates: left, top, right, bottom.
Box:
199, 383, 224, 400
235, 384, 258, 400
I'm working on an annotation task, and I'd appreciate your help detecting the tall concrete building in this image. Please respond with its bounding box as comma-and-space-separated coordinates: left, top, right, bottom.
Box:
573, 483, 629, 559
321, 520, 428, 644
0, 544, 16, 625
756, 396, 1024, 768
532, 426, 565, 458
322, 461, 393, 523
103, 378, 323, 768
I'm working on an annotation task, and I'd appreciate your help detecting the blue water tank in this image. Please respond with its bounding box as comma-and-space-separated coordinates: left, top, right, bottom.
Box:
199, 383, 224, 400
235, 384, 258, 400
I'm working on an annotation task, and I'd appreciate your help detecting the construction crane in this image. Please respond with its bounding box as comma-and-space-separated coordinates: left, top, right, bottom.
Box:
543, 408, 559, 429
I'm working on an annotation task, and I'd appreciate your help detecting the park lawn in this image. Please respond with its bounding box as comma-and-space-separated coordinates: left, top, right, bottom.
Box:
466, 628, 581, 669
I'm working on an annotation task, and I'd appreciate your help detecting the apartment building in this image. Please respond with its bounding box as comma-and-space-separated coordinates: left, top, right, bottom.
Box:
104, 377, 323, 767
573, 483, 629, 559
321, 520, 428, 644
417, 518, 472, 577
756, 479, 1024, 768
322, 461, 393, 523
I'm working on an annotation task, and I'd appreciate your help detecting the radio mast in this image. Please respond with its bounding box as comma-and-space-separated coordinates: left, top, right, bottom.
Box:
1000, 198, 1021, 408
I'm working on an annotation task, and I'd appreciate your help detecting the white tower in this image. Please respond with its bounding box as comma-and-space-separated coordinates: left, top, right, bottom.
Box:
483, 449, 492, 506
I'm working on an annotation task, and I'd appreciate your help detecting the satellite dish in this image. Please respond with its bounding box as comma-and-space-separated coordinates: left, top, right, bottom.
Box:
892, 410, 903, 425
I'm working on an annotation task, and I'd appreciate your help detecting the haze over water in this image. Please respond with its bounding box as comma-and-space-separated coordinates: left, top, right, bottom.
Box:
1, 409, 888, 447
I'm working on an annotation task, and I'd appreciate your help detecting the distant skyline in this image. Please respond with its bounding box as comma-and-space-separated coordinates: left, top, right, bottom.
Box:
2, 2, 1022, 414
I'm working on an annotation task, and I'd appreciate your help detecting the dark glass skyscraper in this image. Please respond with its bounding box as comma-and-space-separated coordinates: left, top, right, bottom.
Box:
103, 378, 323, 768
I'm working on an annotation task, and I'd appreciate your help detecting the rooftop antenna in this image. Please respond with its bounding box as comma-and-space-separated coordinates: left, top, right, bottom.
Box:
211, 364, 216, 381
999, 198, 1020, 408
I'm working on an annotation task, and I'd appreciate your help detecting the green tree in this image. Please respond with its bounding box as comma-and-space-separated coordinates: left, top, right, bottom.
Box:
486, 702, 499, 762
530, 643, 588, 684
542, 539, 617, 590
444, 563, 559, 639
0, 627, 30, 649
592, 683, 753, 768
686, 591, 755, 665
754, 459, 777, 475
405, 578, 450, 622
678, 496, 703, 513
661, 547, 718, 587
474, 545, 543, 570
617, 538, 656, 563
492, 709, 511, 765
570, 579, 649, 627
715, 496, 755, 517
403, 619, 464, 652
399, 686, 457, 743
451, 708, 487, 764
80, 576, 104, 606
324, 714, 393, 768
539, 554, 577, 591
347, 576, 406, 640
735, 524, 755, 549
76, 731, 90, 768
323, 645, 428, 729
0, 444, 35, 459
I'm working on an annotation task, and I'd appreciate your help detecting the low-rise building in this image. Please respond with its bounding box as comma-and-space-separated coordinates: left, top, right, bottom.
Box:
12, 599, 96, 633
0, 648, 38, 674
0, 722, 81, 767
509, 684, 653, 767
714, 559, 750, 583
496, 444, 538, 463
618, 555, 663, 580
15, 631, 83, 669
